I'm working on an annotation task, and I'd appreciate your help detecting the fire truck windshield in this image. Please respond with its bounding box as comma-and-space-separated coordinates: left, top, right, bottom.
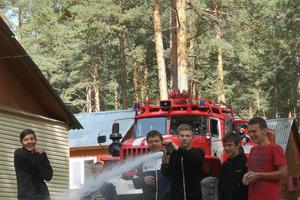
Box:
170, 115, 207, 135
135, 117, 167, 137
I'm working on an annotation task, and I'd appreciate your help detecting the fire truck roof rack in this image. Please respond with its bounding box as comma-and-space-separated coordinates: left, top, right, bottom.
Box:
134, 89, 234, 117
137, 97, 233, 116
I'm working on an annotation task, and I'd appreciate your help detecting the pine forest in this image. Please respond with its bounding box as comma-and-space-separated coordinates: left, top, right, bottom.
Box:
0, 0, 299, 122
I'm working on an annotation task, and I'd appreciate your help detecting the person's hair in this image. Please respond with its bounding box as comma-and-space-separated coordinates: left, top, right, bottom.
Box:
94, 161, 104, 166
176, 124, 194, 135
146, 130, 163, 142
20, 129, 36, 141
248, 117, 268, 129
223, 132, 240, 145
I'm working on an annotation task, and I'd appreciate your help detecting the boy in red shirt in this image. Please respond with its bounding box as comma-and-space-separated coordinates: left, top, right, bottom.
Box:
243, 117, 287, 200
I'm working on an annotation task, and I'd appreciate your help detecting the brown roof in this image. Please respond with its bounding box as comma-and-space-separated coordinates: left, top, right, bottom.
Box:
0, 17, 82, 129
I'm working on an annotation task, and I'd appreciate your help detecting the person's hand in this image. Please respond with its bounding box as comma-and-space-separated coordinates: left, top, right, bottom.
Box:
242, 172, 251, 185
246, 171, 259, 184
162, 154, 170, 165
163, 140, 179, 150
143, 176, 155, 186
34, 147, 44, 154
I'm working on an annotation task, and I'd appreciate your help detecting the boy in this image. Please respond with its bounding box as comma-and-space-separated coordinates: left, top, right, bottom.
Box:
133, 130, 171, 200
219, 132, 248, 200
244, 117, 287, 200
14, 129, 53, 200
161, 124, 205, 200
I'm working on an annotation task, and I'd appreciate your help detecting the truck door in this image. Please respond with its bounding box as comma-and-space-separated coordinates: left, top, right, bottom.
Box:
209, 118, 223, 160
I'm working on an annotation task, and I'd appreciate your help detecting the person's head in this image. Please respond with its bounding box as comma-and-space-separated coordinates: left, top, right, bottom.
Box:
248, 117, 268, 145
146, 130, 163, 152
176, 124, 194, 150
222, 133, 241, 158
239, 127, 245, 134
20, 129, 37, 152
91, 161, 104, 176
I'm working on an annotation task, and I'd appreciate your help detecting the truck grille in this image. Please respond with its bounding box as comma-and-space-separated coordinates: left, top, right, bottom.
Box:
122, 147, 148, 160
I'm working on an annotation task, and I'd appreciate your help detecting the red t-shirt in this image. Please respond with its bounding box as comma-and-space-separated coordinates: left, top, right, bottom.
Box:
247, 143, 287, 200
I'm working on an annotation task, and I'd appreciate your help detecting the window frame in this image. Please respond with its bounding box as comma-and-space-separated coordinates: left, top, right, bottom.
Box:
69, 157, 97, 189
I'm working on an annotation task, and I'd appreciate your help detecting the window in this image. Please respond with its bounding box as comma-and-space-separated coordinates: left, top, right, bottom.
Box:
135, 117, 167, 137
69, 157, 96, 189
210, 119, 219, 137
170, 116, 207, 135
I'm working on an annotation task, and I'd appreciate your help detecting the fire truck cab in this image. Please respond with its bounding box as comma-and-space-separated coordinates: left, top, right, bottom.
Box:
111, 92, 250, 171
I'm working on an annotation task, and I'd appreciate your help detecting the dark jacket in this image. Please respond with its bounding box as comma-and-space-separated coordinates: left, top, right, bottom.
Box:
133, 157, 171, 200
14, 148, 53, 200
161, 147, 205, 200
218, 153, 248, 200
82, 182, 119, 200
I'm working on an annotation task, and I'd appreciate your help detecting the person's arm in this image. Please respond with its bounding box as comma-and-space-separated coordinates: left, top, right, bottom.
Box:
247, 164, 287, 182
132, 165, 155, 189
161, 153, 173, 176
132, 175, 155, 188
38, 152, 53, 181
14, 148, 39, 171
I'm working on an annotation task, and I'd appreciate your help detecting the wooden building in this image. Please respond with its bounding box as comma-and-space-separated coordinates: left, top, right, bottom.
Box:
69, 110, 134, 189
267, 118, 300, 200
0, 17, 82, 199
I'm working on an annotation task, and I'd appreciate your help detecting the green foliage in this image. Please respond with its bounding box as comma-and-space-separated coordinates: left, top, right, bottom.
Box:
1, 0, 299, 119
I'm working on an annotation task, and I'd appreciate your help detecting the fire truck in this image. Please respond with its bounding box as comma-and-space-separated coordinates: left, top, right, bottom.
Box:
98, 90, 261, 199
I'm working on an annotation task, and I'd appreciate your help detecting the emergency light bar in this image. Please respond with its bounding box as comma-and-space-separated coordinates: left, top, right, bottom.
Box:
160, 100, 171, 111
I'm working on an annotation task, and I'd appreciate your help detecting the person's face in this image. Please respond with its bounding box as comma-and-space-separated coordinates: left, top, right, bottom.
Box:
178, 130, 194, 149
248, 124, 266, 144
239, 127, 245, 134
21, 133, 36, 152
223, 141, 240, 158
92, 164, 104, 176
147, 136, 163, 152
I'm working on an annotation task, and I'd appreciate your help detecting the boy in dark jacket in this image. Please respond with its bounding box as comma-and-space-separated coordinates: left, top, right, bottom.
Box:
161, 124, 205, 200
219, 132, 248, 200
14, 129, 53, 200
132, 130, 171, 200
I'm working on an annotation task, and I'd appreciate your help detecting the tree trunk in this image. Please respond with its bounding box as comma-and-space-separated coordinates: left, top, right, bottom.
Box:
274, 78, 279, 118
213, 2, 225, 102
170, 0, 178, 89
114, 79, 118, 110
248, 101, 253, 118
133, 64, 139, 100
177, 0, 188, 91
297, 77, 300, 129
86, 86, 93, 113
91, 64, 101, 112
18, 0, 23, 44
153, 0, 168, 100
141, 66, 148, 101
120, 32, 128, 109
255, 82, 261, 115
190, 58, 198, 98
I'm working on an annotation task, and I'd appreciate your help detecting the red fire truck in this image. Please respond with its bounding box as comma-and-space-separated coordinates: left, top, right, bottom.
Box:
98, 90, 264, 199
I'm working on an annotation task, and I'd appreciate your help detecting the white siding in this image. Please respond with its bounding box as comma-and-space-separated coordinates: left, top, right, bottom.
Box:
0, 110, 70, 200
